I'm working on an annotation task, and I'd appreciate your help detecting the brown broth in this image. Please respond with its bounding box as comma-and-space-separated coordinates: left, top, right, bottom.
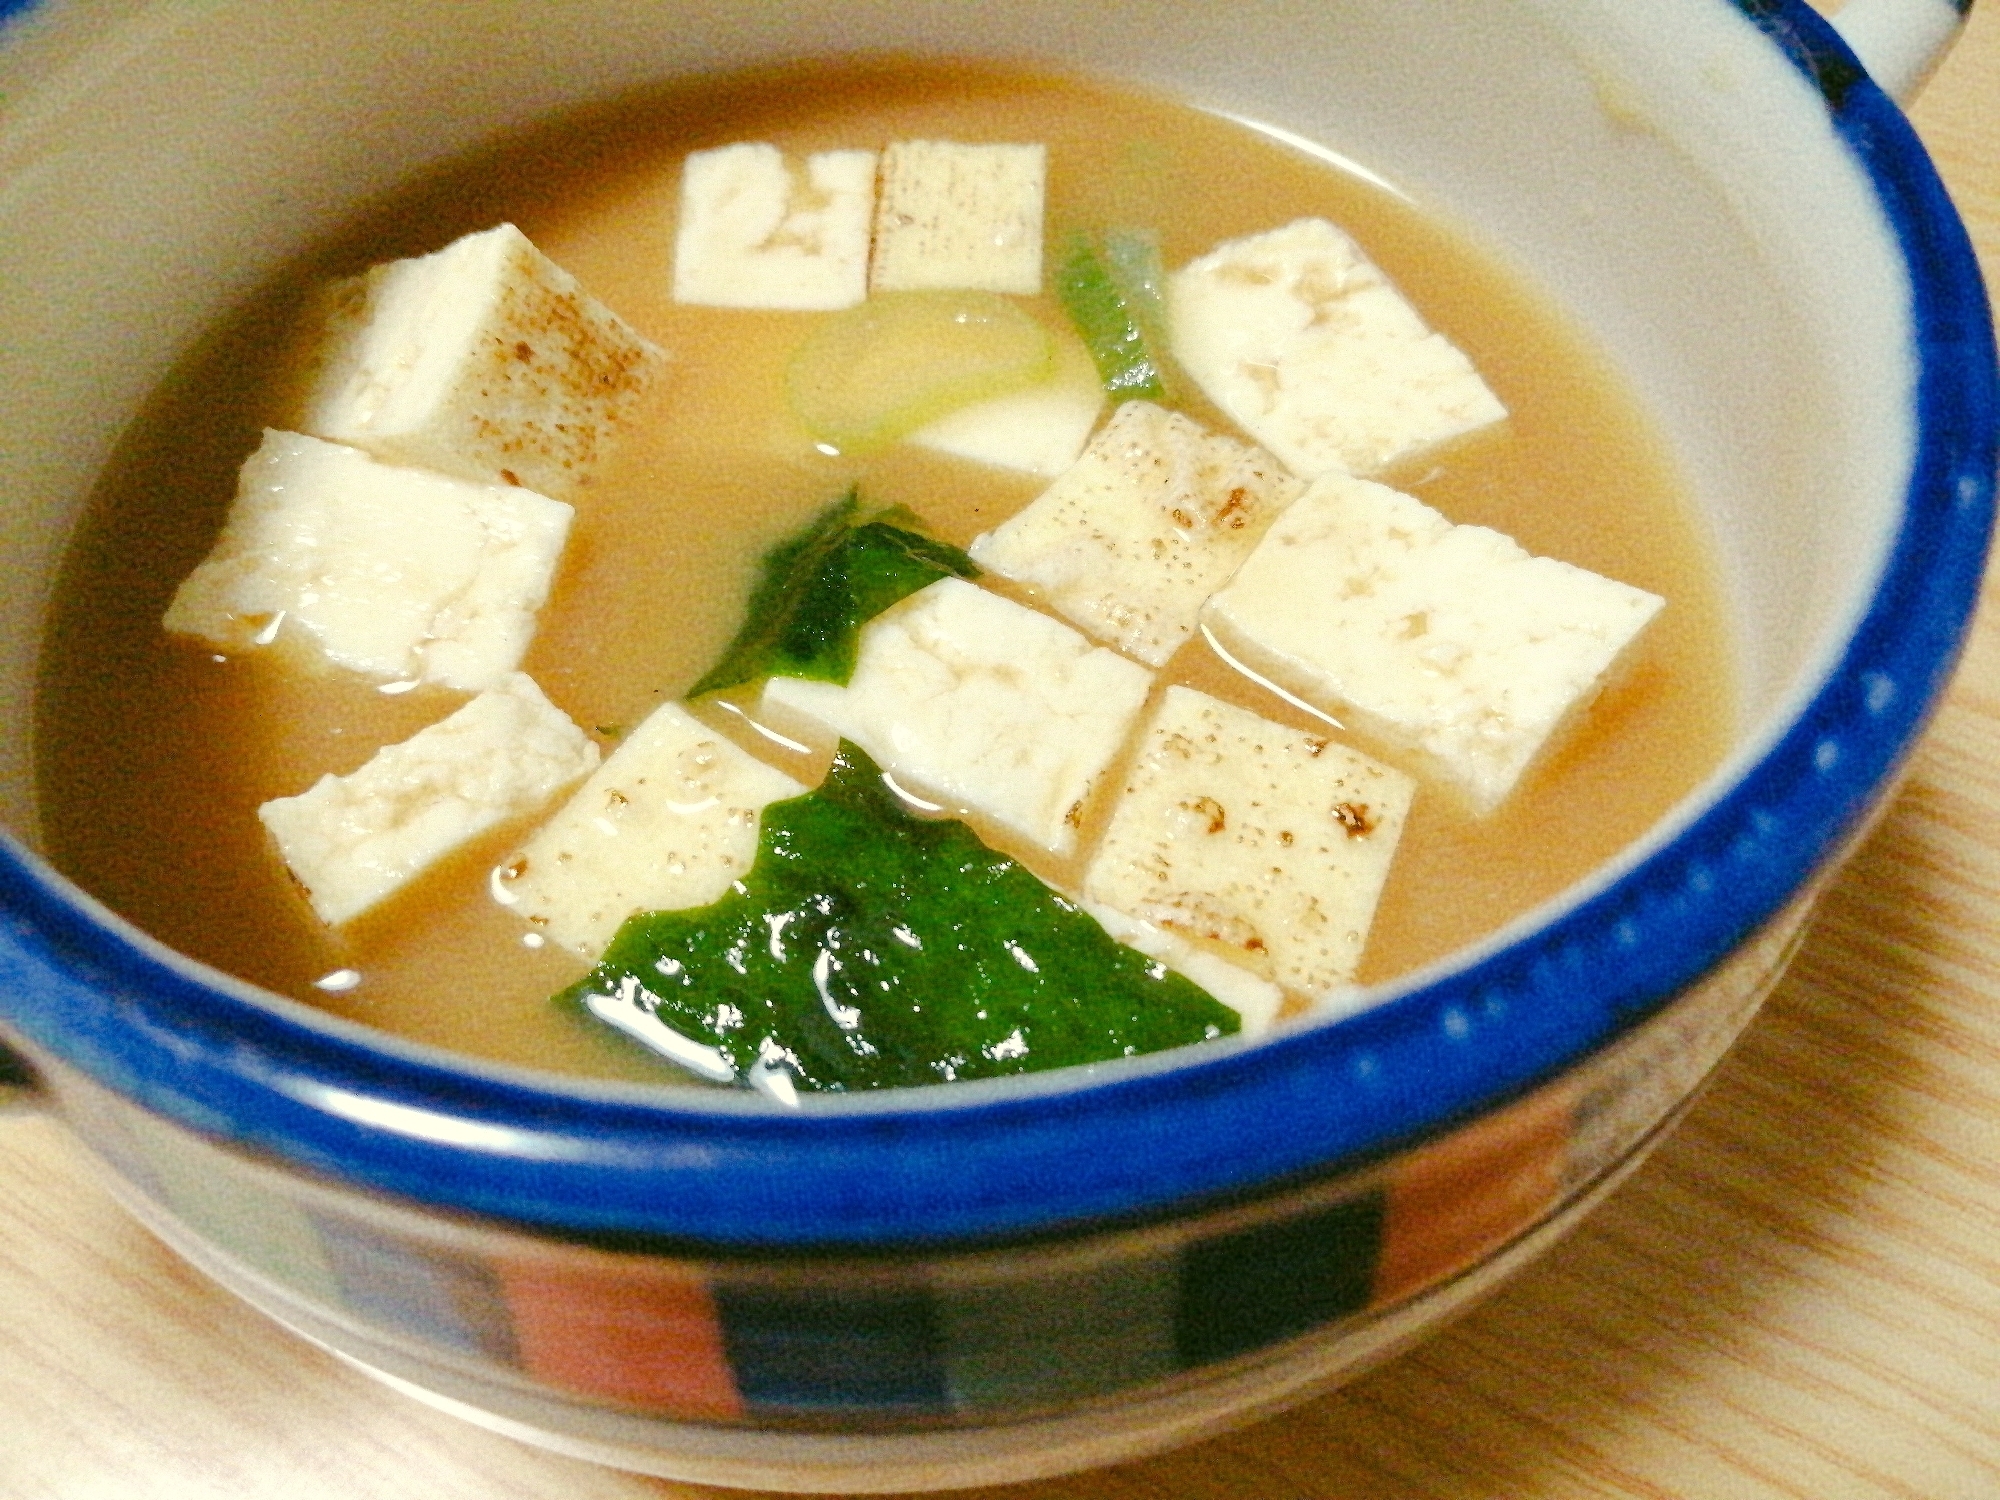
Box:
34, 61, 1736, 1084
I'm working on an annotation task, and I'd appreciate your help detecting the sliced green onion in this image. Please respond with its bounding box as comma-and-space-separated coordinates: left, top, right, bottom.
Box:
1056, 227, 1175, 403
786, 290, 1056, 452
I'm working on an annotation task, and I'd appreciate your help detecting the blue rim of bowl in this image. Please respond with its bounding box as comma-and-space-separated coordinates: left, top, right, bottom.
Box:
0, 0, 1993, 1251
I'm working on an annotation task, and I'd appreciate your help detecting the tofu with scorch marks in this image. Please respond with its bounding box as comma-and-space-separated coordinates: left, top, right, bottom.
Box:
969, 400, 1303, 665
162, 429, 572, 692
759, 577, 1152, 857
1081, 686, 1414, 998
1202, 473, 1664, 816
302, 223, 666, 501
673, 143, 877, 310
494, 702, 805, 957
870, 141, 1046, 295
1169, 217, 1506, 480
258, 674, 599, 928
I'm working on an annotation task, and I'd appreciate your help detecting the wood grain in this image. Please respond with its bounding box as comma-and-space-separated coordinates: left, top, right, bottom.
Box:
2, 6, 1995, 1497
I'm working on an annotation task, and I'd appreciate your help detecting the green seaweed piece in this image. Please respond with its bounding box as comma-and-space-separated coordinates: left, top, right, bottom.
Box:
690, 493, 978, 698
559, 742, 1239, 1092
1056, 228, 1175, 402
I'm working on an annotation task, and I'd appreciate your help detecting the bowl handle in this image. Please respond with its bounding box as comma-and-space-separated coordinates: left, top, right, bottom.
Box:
1830, 0, 1973, 103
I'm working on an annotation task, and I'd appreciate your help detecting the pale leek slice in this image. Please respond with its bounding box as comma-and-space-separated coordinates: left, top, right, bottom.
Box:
786, 290, 1056, 452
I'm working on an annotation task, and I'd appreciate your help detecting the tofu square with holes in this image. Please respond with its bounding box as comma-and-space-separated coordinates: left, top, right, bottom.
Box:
163, 429, 573, 692
1169, 217, 1506, 480
760, 577, 1152, 857
870, 140, 1046, 295
1082, 686, 1414, 998
1202, 473, 1664, 815
302, 223, 666, 501
495, 702, 806, 957
258, 674, 599, 928
673, 143, 878, 311
969, 400, 1303, 665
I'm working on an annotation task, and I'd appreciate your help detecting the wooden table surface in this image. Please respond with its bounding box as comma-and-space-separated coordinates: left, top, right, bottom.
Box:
4, 8, 1997, 1498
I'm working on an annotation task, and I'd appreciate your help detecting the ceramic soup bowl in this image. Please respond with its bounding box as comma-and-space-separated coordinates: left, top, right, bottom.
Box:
0, 0, 1991, 1490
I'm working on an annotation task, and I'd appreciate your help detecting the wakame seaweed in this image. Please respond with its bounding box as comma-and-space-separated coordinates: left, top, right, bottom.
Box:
689, 491, 978, 698
560, 741, 1239, 1091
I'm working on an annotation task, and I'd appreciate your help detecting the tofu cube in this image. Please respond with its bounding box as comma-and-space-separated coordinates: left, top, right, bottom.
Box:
907, 324, 1105, 478
1169, 217, 1506, 479
870, 141, 1046, 296
759, 577, 1152, 857
258, 673, 599, 927
968, 400, 1303, 665
1081, 686, 1414, 997
1202, 473, 1665, 815
302, 223, 666, 501
163, 430, 572, 692
673, 143, 878, 311
1080, 898, 1286, 1036
495, 702, 806, 957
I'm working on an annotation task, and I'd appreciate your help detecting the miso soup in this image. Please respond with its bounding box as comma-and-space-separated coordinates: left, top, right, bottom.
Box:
35, 61, 1735, 1086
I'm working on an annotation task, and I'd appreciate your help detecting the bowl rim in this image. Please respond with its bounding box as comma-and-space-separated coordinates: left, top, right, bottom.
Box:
0, 0, 1993, 1250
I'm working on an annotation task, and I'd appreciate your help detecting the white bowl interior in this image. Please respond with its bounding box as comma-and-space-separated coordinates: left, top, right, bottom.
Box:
0, 0, 1908, 886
